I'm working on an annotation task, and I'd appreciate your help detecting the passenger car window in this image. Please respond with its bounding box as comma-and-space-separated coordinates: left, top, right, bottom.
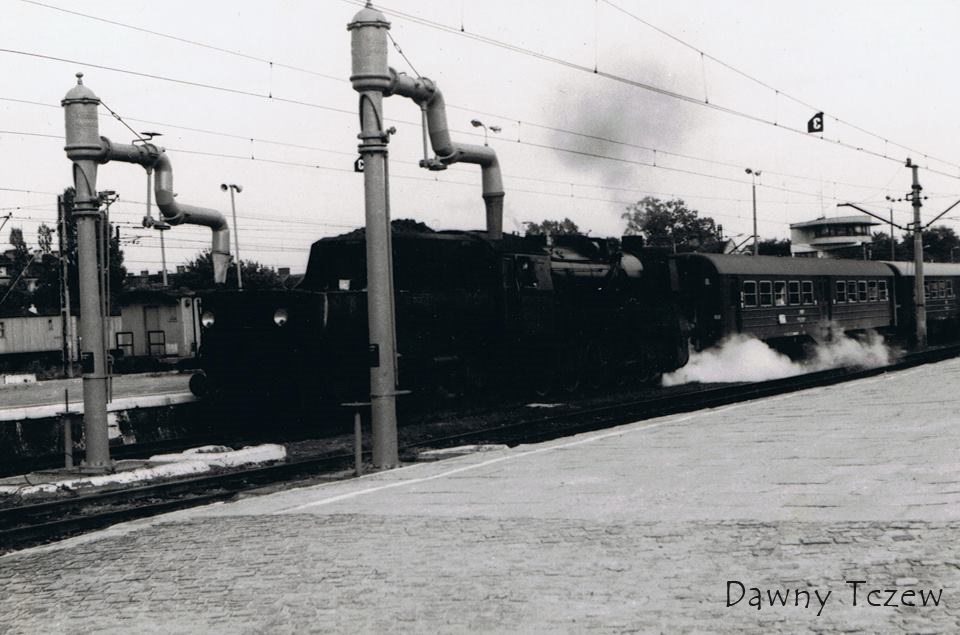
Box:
788, 281, 801, 305
879, 280, 888, 301
742, 281, 757, 308
835, 280, 846, 303
868, 281, 877, 302
939, 280, 947, 298
801, 281, 815, 304
948, 280, 955, 298
759, 281, 772, 306
774, 281, 787, 307
846, 281, 857, 303
857, 281, 867, 302
924, 281, 930, 300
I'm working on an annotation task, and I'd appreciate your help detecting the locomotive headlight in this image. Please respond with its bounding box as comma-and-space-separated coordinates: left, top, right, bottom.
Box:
273, 308, 289, 327
200, 310, 216, 328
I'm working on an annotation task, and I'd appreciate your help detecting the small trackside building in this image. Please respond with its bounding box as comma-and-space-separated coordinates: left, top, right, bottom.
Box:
673, 254, 896, 348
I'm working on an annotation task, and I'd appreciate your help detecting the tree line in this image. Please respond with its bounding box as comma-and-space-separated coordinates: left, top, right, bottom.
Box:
525, 196, 960, 261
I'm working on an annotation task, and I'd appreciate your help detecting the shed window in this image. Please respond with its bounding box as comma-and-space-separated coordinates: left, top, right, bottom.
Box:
835, 280, 847, 303
868, 281, 878, 302
759, 281, 773, 307
742, 281, 757, 308
801, 281, 815, 304
948, 280, 955, 298
857, 281, 867, 302
788, 281, 801, 305
879, 280, 888, 301
774, 281, 787, 307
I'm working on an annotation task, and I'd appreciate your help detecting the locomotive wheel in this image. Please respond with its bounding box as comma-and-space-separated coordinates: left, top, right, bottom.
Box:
532, 370, 554, 398
558, 348, 582, 394
584, 343, 612, 390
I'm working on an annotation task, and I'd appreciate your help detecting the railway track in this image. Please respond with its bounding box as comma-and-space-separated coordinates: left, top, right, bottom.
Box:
3, 343, 958, 552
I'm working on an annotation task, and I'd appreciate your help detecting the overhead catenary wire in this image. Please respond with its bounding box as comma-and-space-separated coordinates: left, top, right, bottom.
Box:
1, 95, 896, 199
336, 0, 960, 180
0, 120, 900, 210
4, 6, 959, 263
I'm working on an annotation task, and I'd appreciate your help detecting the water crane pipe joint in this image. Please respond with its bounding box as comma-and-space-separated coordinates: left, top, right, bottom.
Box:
62, 75, 232, 285
347, 11, 506, 241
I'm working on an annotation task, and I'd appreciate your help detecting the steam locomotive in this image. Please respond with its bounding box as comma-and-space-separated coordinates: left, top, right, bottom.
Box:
190, 224, 691, 408
190, 220, 960, 416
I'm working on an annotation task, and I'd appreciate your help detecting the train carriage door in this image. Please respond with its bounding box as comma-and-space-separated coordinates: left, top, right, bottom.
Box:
731, 277, 743, 333
820, 278, 831, 322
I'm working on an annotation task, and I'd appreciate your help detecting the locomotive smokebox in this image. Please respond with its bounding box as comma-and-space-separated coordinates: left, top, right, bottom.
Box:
348, 4, 391, 93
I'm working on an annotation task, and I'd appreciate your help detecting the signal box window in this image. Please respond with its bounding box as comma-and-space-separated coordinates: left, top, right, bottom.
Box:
801, 281, 814, 304
868, 281, 878, 302
788, 281, 801, 305
774, 281, 787, 307
847, 281, 858, 302
742, 281, 757, 308
759, 281, 772, 306
879, 280, 888, 301
835, 281, 846, 303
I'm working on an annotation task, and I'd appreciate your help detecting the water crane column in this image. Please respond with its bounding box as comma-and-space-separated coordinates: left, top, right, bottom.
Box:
62, 73, 111, 469
348, 4, 400, 469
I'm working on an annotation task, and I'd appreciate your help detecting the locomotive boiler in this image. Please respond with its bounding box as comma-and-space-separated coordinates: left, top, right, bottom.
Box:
190, 225, 690, 411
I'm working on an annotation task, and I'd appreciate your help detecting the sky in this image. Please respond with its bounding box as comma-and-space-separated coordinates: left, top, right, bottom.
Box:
3, 0, 960, 275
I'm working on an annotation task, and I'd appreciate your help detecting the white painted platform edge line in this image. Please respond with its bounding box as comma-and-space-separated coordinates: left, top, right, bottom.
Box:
275, 413, 701, 515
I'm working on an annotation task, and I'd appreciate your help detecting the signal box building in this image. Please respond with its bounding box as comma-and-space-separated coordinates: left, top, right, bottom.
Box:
789, 215, 879, 259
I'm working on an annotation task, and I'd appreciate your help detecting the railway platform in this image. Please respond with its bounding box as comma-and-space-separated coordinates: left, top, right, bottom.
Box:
0, 371, 194, 422
3, 359, 960, 633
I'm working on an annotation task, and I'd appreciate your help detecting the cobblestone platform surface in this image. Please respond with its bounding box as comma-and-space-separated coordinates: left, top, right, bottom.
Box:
3, 361, 960, 633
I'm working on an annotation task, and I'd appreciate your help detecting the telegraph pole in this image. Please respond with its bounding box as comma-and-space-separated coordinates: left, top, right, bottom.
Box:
57, 195, 74, 378
746, 168, 761, 255
907, 158, 926, 348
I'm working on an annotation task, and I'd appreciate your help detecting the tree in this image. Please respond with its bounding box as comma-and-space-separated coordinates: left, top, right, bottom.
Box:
757, 238, 791, 257
523, 218, 580, 236
30, 188, 127, 314
869, 231, 897, 261
37, 223, 53, 255
1, 227, 34, 310
622, 197, 721, 252
176, 251, 284, 291
897, 225, 960, 262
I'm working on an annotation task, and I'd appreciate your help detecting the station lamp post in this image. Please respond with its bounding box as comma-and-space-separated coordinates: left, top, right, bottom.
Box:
470, 119, 501, 146
745, 168, 761, 256
220, 183, 243, 290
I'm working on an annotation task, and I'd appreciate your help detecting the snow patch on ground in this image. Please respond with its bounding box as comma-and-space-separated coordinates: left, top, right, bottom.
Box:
149, 444, 286, 468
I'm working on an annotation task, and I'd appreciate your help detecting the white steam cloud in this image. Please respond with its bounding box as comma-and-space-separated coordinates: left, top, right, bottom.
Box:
661, 331, 899, 386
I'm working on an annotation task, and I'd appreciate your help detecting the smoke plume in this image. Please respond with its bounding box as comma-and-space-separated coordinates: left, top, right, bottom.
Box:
661, 331, 899, 386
